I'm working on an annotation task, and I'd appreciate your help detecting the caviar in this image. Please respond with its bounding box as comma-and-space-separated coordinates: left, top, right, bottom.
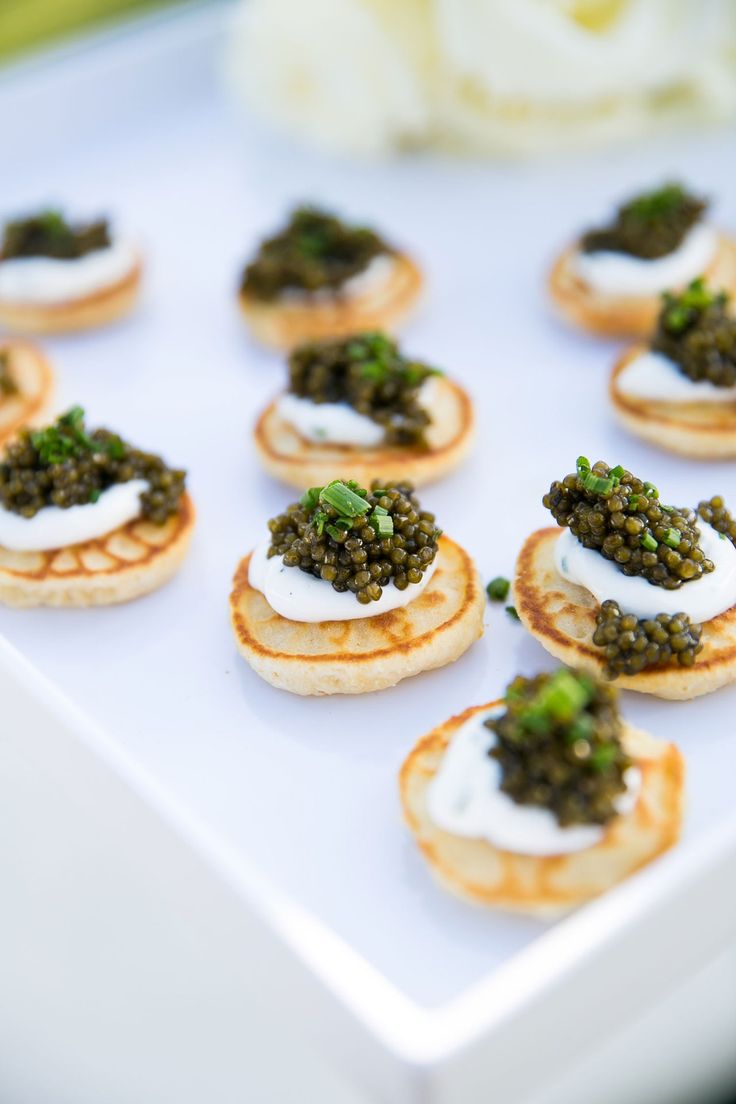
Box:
697, 495, 736, 544
0, 350, 17, 397
652, 280, 736, 388
581, 183, 706, 260
0, 407, 185, 524
240, 206, 390, 301
486, 668, 631, 827
288, 332, 440, 447
593, 600, 703, 679
544, 458, 713, 589
267, 479, 441, 604
1, 210, 110, 261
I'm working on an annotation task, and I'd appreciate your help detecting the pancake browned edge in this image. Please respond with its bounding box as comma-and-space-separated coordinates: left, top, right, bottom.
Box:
610, 345, 736, 459
229, 534, 484, 695
0, 341, 54, 446
253, 376, 475, 490
0, 492, 194, 608
0, 257, 142, 335
400, 700, 684, 916
514, 526, 736, 700
548, 233, 736, 338
238, 252, 423, 350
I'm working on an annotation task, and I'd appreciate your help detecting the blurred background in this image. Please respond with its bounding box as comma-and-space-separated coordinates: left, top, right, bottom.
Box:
1, 3, 735, 1104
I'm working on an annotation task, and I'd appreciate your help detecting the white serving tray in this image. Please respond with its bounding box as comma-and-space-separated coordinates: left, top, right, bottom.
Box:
2, 5, 736, 1102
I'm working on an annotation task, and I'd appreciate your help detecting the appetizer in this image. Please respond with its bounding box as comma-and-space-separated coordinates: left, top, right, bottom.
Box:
253, 331, 474, 489
611, 279, 736, 458
0, 209, 141, 334
0, 407, 194, 607
549, 183, 736, 338
229, 478, 484, 694
400, 666, 684, 915
0, 340, 54, 446
514, 458, 736, 699
238, 206, 422, 349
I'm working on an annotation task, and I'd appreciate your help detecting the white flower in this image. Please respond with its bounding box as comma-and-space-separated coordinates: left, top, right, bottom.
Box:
224, 0, 430, 157
225, 0, 736, 157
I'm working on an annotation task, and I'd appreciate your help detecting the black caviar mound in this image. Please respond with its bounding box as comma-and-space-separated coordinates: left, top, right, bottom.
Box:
652, 279, 736, 388
0, 407, 185, 524
1, 210, 111, 261
486, 668, 631, 827
267, 479, 441, 604
593, 600, 703, 679
544, 458, 713, 590
240, 206, 391, 302
287, 332, 441, 447
580, 183, 707, 261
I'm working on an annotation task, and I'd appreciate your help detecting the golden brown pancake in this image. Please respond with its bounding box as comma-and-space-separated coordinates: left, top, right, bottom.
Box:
229, 535, 484, 695
0, 257, 142, 335
0, 341, 54, 446
0, 492, 194, 608
253, 375, 475, 490
610, 345, 736, 458
548, 233, 736, 338
238, 252, 423, 350
400, 701, 684, 916
514, 526, 736, 699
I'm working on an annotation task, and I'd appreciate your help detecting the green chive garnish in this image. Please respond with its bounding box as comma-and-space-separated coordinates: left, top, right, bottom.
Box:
590, 744, 618, 771
663, 528, 681, 549
609, 464, 624, 482
300, 487, 321, 510
319, 480, 371, 517
506, 605, 520, 621
581, 471, 615, 495
370, 512, 394, 538
640, 532, 658, 552
486, 576, 510, 602
643, 481, 659, 499
576, 455, 591, 473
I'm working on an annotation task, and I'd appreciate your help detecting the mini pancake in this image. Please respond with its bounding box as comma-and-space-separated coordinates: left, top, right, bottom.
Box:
238, 252, 423, 350
548, 233, 736, 338
253, 376, 474, 490
400, 701, 684, 916
0, 492, 194, 608
610, 345, 736, 459
0, 256, 142, 335
514, 526, 736, 700
229, 535, 484, 695
0, 341, 54, 446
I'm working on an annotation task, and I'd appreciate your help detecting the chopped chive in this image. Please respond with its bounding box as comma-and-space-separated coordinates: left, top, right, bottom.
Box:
640, 532, 658, 552
590, 744, 618, 771
609, 464, 625, 482
506, 605, 520, 621
643, 481, 659, 499
486, 576, 510, 602
628, 494, 641, 511
300, 486, 322, 510
89, 488, 101, 504
370, 512, 394, 538
581, 471, 614, 495
576, 455, 590, 473
663, 528, 681, 549
372, 504, 389, 515
319, 480, 371, 517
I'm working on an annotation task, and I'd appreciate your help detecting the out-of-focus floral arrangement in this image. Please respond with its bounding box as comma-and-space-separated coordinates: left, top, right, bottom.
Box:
225, 0, 736, 158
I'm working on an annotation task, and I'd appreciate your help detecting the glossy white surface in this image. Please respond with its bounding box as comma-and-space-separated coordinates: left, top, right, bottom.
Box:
555, 522, 736, 622
616, 349, 736, 403
248, 533, 437, 621
425, 706, 641, 856
0, 239, 137, 304
2, 0, 736, 1022
571, 222, 716, 296
0, 478, 148, 551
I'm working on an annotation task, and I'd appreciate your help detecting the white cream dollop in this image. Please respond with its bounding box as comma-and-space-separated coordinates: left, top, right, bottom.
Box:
426, 708, 641, 857
248, 534, 437, 622
275, 394, 385, 447
276, 375, 438, 448
0, 479, 148, 552
617, 349, 736, 404
279, 253, 396, 303
571, 222, 716, 297
555, 522, 736, 623
0, 240, 137, 305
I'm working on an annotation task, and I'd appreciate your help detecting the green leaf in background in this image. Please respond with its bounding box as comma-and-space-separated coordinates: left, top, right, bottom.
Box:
0, 0, 185, 64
